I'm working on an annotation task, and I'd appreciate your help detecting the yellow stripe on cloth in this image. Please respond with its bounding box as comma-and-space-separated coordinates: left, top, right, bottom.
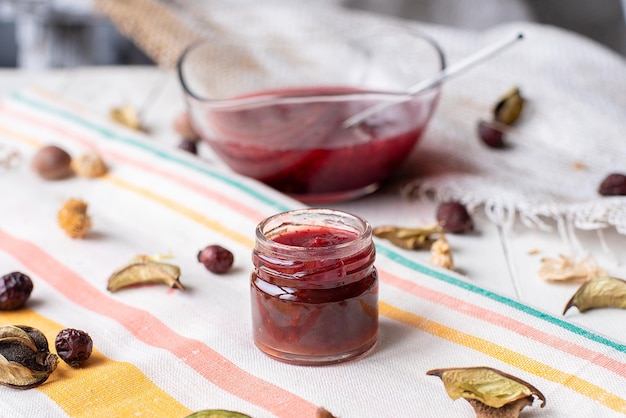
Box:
1, 309, 192, 418
380, 302, 626, 414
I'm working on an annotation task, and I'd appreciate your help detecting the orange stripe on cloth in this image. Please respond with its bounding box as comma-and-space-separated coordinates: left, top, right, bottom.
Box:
1, 309, 192, 418
379, 270, 626, 379
0, 228, 318, 418
380, 301, 626, 414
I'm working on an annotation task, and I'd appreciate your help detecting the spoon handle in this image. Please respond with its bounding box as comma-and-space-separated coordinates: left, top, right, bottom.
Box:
342, 32, 524, 129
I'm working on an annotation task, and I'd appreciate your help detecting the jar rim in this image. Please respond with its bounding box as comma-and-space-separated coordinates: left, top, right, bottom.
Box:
255, 208, 372, 255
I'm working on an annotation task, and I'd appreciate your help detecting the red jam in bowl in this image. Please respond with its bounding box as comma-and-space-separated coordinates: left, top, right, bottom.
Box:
250, 209, 378, 365
195, 86, 438, 202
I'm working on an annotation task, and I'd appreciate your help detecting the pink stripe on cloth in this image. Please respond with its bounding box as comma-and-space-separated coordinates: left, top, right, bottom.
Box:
0, 103, 268, 223
379, 270, 626, 378
0, 227, 318, 418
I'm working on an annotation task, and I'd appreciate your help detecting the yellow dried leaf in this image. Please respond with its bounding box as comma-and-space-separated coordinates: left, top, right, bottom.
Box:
563, 276, 626, 314
110, 104, 143, 131
537, 254, 606, 282
107, 255, 184, 292
494, 87, 524, 125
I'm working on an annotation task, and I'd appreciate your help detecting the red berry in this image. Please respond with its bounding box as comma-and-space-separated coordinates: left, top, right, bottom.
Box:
178, 139, 198, 155
197, 245, 234, 274
55, 328, 93, 367
436, 202, 474, 234
478, 120, 505, 148
598, 173, 626, 196
0, 272, 33, 310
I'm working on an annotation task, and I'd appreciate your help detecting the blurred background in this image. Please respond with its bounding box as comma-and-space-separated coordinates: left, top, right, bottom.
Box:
1, 0, 624, 69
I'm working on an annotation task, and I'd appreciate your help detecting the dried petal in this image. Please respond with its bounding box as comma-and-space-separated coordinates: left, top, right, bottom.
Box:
563, 276, 626, 314
430, 234, 454, 270
493, 87, 524, 125
185, 410, 251, 418
57, 198, 92, 239
0, 325, 58, 389
110, 104, 144, 132
427, 367, 545, 415
373, 224, 441, 250
107, 255, 184, 292
537, 254, 606, 282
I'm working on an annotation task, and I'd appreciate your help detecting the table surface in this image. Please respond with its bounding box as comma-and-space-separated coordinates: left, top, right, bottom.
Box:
1, 65, 624, 344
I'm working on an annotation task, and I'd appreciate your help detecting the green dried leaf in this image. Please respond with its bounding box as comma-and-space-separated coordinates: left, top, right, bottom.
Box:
494, 87, 524, 125
427, 367, 545, 411
373, 224, 441, 250
563, 276, 626, 314
185, 410, 251, 418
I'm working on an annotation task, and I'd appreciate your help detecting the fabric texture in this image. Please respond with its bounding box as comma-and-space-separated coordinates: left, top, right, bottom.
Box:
0, 87, 625, 417
94, 0, 626, 237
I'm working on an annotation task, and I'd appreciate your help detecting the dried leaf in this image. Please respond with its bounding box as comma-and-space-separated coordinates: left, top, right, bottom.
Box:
493, 87, 524, 125
185, 410, 251, 418
373, 224, 441, 250
430, 234, 454, 270
537, 254, 606, 282
427, 367, 545, 413
107, 255, 184, 292
563, 276, 626, 314
110, 104, 144, 131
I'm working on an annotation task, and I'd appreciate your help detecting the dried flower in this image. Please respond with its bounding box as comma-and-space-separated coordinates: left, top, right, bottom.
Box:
537, 254, 606, 282
563, 276, 626, 314
0, 145, 20, 170
0, 325, 58, 389
427, 367, 545, 418
373, 224, 441, 250
72, 151, 108, 177
430, 235, 454, 270
107, 254, 184, 292
57, 198, 92, 239
493, 87, 524, 125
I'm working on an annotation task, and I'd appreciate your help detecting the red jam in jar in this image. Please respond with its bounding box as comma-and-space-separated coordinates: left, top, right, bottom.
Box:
251, 208, 378, 365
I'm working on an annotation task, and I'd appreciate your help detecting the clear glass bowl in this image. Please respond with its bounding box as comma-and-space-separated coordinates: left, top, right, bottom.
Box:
178, 25, 445, 203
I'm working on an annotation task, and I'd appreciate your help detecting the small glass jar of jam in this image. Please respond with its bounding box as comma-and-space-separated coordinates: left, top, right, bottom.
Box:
251, 208, 378, 365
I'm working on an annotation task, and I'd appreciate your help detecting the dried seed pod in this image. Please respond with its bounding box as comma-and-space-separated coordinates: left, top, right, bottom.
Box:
107, 255, 184, 292
427, 367, 545, 418
0, 325, 58, 389
57, 198, 92, 239
372, 224, 441, 250
493, 87, 524, 125
563, 276, 626, 314
185, 410, 251, 418
31, 145, 73, 180
72, 151, 108, 178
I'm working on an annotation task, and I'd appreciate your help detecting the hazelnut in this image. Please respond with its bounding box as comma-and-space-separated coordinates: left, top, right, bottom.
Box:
31, 145, 73, 180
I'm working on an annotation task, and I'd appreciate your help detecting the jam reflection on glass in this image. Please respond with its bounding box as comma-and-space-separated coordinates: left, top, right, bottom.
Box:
251, 223, 378, 365
196, 86, 437, 200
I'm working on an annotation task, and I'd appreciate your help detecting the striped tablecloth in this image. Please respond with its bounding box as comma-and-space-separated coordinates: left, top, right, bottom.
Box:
1, 88, 625, 417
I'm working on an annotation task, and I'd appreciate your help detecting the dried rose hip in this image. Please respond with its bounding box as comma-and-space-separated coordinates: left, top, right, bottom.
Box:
197, 245, 234, 274
437, 202, 474, 234
598, 173, 626, 196
178, 139, 198, 155
477, 120, 505, 148
55, 328, 93, 367
0, 271, 34, 310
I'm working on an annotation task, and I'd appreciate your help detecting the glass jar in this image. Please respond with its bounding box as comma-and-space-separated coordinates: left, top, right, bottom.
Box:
251, 208, 378, 365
